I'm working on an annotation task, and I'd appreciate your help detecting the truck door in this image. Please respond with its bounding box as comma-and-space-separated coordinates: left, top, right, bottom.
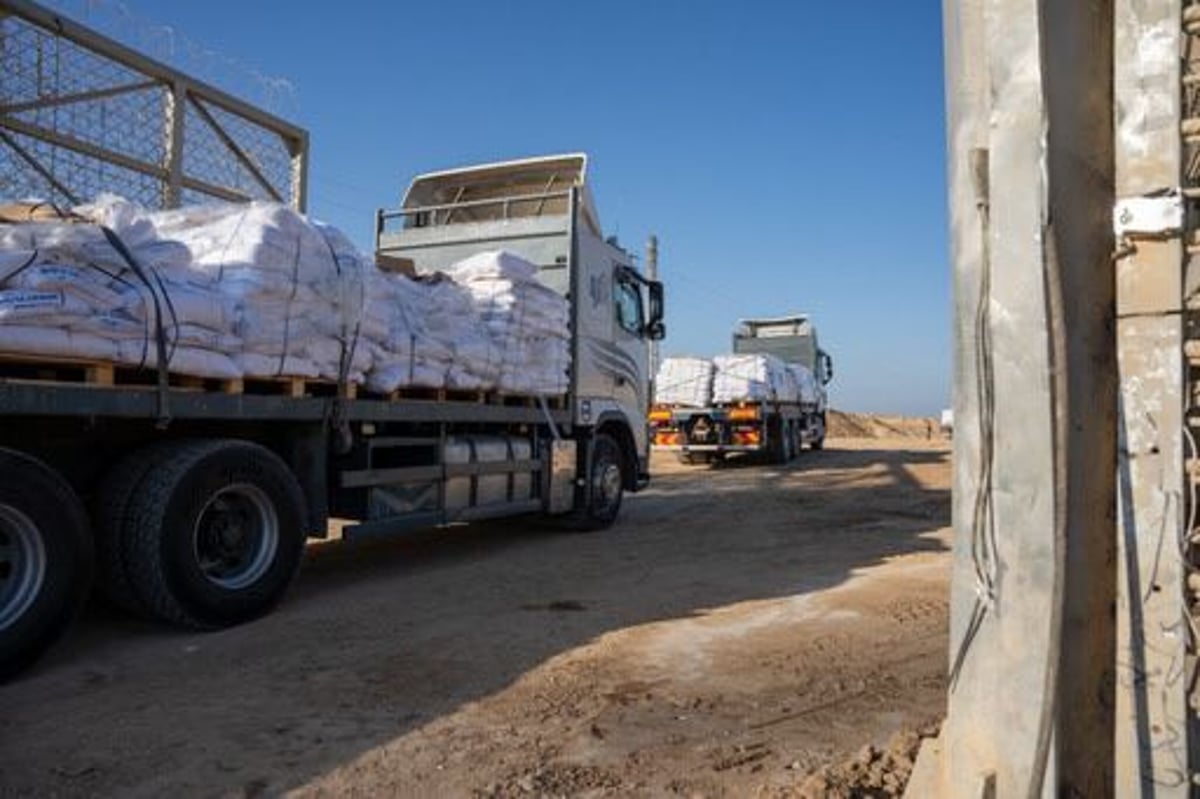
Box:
611, 267, 651, 453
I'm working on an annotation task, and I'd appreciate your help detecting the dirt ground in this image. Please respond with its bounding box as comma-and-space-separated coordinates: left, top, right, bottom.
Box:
0, 437, 951, 798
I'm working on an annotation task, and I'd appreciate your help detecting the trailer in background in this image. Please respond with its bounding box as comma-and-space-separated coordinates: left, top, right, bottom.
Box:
650, 315, 832, 464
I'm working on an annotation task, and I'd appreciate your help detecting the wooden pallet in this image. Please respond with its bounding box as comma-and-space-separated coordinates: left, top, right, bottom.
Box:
0, 354, 561, 407
369, 385, 567, 409
377, 386, 487, 404
0, 353, 355, 399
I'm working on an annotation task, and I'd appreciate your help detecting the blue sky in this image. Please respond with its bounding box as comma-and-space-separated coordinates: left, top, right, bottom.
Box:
66, 1, 950, 415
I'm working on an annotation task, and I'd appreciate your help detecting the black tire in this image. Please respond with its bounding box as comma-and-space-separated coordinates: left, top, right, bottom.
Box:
0, 449, 92, 681
567, 434, 625, 531
121, 440, 307, 630
811, 412, 827, 451
766, 418, 787, 464
92, 442, 179, 615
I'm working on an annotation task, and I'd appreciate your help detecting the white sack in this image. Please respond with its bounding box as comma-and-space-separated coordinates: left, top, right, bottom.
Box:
0, 324, 119, 361
115, 341, 242, 380
787, 363, 820, 405
712, 353, 798, 403
654, 357, 714, 407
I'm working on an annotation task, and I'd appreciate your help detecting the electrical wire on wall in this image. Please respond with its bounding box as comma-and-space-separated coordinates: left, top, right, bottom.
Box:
949, 147, 1000, 691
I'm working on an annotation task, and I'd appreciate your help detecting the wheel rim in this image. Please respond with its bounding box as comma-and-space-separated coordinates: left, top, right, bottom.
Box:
593, 458, 623, 516
0, 503, 47, 632
192, 483, 279, 590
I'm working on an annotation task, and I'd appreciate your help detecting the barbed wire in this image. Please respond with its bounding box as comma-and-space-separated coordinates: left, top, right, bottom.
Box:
42, 0, 299, 117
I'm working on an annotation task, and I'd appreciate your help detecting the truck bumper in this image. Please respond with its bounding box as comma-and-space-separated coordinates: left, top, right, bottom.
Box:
651, 444, 762, 454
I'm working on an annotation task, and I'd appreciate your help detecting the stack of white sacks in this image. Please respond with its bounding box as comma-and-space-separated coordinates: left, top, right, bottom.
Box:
653, 356, 714, 407
712, 353, 799, 403
653, 353, 807, 406
0, 195, 571, 394
786, 363, 820, 406
364, 251, 569, 395
447, 251, 570, 395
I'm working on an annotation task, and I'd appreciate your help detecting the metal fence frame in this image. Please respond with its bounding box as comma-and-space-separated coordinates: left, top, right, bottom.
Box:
0, 0, 308, 210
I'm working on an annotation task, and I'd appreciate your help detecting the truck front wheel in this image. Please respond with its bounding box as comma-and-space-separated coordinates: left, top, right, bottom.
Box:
0, 449, 92, 681
119, 440, 307, 630
811, 412, 827, 451
568, 434, 624, 531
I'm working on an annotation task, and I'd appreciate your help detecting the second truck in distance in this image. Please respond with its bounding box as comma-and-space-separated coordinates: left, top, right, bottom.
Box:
650, 315, 833, 464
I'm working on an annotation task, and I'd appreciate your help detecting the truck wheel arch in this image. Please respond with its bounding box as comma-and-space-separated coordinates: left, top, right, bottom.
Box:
595, 413, 639, 491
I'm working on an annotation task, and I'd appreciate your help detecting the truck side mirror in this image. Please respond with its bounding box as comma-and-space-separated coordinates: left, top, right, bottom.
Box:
648, 281, 665, 325
819, 352, 834, 385
646, 320, 666, 341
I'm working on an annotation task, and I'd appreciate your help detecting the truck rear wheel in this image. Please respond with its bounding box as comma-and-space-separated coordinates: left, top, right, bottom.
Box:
119, 440, 307, 630
93, 443, 178, 615
0, 449, 92, 681
782, 421, 796, 462
766, 418, 788, 464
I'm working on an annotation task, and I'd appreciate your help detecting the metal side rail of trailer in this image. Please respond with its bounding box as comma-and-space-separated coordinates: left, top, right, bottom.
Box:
0, 382, 570, 426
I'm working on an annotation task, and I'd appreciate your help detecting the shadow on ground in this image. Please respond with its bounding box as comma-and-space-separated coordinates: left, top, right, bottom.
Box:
0, 442, 950, 797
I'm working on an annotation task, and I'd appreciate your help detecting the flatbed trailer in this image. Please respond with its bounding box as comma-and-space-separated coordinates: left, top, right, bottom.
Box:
0, 363, 580, 535
0, 154, 664, 680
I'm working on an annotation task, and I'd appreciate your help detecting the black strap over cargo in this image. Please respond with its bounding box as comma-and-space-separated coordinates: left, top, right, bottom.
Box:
99, 225, 176, 428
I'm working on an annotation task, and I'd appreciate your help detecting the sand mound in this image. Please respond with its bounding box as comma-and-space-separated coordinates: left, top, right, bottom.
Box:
827, 410, 945, 440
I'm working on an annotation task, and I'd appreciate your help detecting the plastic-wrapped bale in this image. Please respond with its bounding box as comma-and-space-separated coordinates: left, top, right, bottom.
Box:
148, 201, 375, 382
1, 198, 568, 393
654, 357, 714, 407
786, 363, 820, 405
363, 272, 466, 393
0, 195, 388, 383
0, 208, 242, 379
424, 277, 503, 390
712, 353, 799, 403
444, 250, 570, 395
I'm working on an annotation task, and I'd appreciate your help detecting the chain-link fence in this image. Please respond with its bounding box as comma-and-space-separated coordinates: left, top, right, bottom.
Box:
0, 0, 308, 211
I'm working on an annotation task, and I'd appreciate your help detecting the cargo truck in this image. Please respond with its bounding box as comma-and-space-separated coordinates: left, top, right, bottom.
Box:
0, 153, 665, 679
650, 315, 831, 464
